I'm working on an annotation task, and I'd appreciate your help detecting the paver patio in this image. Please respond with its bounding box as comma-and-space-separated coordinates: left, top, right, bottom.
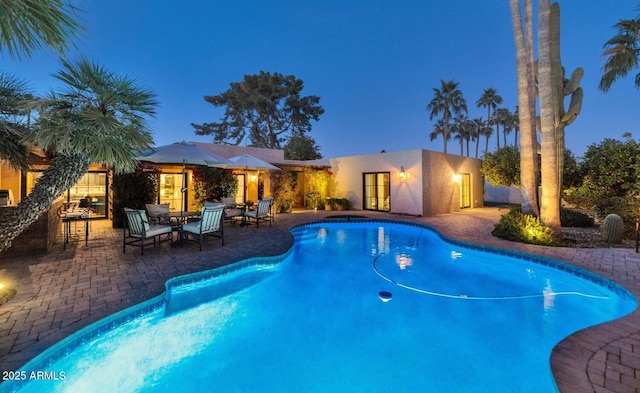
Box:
0, 207, 639, 392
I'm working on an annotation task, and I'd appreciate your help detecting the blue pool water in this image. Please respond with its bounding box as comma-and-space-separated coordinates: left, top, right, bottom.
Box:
3, 220, 636, 393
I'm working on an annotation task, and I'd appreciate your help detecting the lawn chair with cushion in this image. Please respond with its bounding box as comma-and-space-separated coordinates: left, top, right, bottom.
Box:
180, 203, 225, 251
145, 203, 171, 224
220, 197, 243, 223
243, 197, 273, 228
123, 208, 173, 255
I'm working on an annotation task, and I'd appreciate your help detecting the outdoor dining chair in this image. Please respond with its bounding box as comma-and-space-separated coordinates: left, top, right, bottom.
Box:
180, 203, 225, 251
243, 197, 273, 228
123, 208, 173, 255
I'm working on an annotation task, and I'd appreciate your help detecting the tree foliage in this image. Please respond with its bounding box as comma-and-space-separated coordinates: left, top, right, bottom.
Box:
600, 10, 640, 92
0, 72, 32, 170
0, 0, 85, 59
481, 146, 521, 187
192, 71, 324, 149
427, 79, 467, 154
284, 131, 322, 160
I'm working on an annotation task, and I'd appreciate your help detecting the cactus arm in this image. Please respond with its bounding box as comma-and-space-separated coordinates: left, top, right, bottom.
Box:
561, 87, 583, 125
563, 67, 584, 95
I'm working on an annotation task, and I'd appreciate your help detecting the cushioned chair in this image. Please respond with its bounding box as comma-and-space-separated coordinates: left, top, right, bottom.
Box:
145, 203, 171, 224
220, 197, 242, 223
123, 208, 173, 255
243, 197, 273, 228
180, 203, 225, 251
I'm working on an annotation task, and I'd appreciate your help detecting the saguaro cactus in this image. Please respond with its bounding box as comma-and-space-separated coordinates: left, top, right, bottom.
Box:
548, 2, 583, 190
602, 214, 624, 244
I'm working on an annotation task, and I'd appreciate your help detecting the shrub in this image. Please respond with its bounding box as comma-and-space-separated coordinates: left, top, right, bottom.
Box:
192, 167, 237, 208
492, 209, 560, 246
560, 208, 594, 228
305, 190, 322, 209
112, 163, 159, 228
270, 170, 297, 213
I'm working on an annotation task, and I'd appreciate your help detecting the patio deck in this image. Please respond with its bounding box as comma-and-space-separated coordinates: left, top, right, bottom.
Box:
0, 207, 639, 392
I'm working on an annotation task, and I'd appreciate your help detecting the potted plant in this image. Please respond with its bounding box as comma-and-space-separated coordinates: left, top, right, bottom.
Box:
335, 198, 350, 211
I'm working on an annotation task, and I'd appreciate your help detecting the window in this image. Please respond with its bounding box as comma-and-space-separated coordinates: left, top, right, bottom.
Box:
363, 172, 390, 212
234, 174, 245, 204
69, 172, 108, 217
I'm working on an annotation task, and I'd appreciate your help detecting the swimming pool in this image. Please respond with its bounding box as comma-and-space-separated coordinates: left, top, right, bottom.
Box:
2, 219, 636, 392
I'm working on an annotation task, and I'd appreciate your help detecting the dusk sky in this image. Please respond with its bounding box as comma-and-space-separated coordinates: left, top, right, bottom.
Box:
2, 0, 639, 159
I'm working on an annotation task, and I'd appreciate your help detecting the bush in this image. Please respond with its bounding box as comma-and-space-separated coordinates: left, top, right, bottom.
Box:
492, 209, 560, 246
560, 208, 594, 228
270, 170, 297, 213
192, 167, 237, 208
112, 163, 159, 228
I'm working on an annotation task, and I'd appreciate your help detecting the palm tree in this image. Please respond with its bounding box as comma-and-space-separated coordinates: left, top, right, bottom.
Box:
452, 114, 471, 156
510, 0, 539, 216
481, 118, 493, 156
0, 59, 158, 252
427, 80, 467, 154
470, 117, 485, 159
538, 0, 561, 234
494, 108, 513, 148
599, 9, 640, 92
429, 118, 449, 147
0, 73, 32, 170
0, 0, 85, 59
476, 88, 503, 150
511, 107, 520, 146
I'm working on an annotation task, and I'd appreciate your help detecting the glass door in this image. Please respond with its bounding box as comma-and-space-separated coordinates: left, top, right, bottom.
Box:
460, 173, 471, 208
363, 172, 390, 212
69, 172, 108, 217
159, 173, 185, 213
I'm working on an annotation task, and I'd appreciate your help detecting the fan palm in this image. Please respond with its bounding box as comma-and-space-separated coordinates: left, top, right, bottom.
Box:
470, 117, 486, 159
0, 72, 32, 170
476, 88, 503, 150
600, 12, 640, 92
0, 58, 157, 252
0, 0, 85, 59
427, 80, 467, 154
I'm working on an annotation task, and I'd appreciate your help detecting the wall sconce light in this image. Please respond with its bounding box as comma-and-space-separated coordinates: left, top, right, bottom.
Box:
249, 174, 257, 183
452, 173, 462, 184
399, 166, 407, 181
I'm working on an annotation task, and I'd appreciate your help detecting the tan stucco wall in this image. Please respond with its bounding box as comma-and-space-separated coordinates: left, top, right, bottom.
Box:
422, 151, 483, 216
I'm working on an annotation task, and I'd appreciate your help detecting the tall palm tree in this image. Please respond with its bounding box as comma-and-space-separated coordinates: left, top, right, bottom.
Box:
429, 118, 449, 147
0, 59, 158, 252
510, 0, 539, 216
481, 118, 493, 156
427, 80, 467, 154
538, 0, 561, 234
599, 9, 640, 92
494, 108, 513, 148
470, 117, 485, 159
0, 0, 85, 59
476, 87, 503, 150
452, 114, 471, 156
0, 73, 32, 170
511, 107, 520, 146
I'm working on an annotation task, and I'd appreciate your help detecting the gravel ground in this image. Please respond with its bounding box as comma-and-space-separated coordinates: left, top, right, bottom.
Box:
561, 225, 636, 248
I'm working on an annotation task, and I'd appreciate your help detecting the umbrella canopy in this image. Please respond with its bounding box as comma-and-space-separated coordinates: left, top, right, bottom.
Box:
136, 142, 231, 167
226, 154, 281, 171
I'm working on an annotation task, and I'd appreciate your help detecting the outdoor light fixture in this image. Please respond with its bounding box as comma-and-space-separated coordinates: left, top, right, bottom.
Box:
452, 173, 462, 184
249, 174, 257, 183
399, 166, 406, 180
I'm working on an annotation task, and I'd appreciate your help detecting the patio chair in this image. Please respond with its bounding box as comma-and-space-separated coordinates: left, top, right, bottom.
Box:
123, 208, 173, 255
220, 197, 243, 223
243, 197, 273, 228
145, 203, 171, 224
180, 203, 225, 251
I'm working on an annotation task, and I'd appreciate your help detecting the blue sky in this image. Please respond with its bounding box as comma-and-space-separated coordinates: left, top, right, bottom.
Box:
1, 0, 638, 159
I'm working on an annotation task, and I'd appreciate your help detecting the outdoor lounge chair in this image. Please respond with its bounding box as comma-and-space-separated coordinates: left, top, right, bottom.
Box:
145, 203, 171, 224
243, 197, 273, 228
123, 208, 173, 255
180, 203, 225, 251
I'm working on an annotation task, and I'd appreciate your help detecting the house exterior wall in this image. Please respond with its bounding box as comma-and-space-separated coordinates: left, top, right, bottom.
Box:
329, 149, 482, 216
329, 150, 424, 216
422, 151, 483, 216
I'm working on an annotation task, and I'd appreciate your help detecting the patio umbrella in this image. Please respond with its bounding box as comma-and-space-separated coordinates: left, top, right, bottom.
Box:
225, 154, 281, 171
135, 142, 232, 217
